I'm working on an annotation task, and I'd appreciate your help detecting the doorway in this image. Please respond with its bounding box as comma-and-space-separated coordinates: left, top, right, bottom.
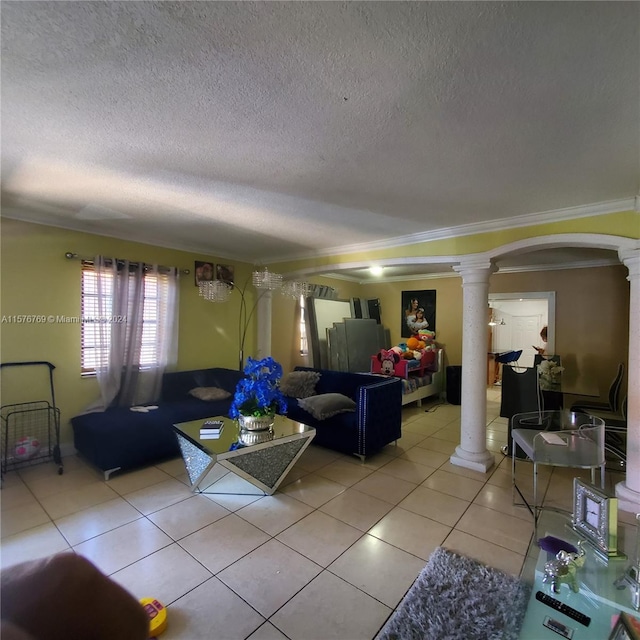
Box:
488, 292, 555, 368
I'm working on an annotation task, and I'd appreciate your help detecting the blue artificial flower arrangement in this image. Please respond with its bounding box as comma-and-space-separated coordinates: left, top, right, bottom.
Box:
230, 356, 288, 419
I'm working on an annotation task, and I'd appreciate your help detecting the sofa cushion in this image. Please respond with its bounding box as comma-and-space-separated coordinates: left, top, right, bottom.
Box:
297, 393, 356, 420
280, 371, 321, 398
188, 386, 231, 401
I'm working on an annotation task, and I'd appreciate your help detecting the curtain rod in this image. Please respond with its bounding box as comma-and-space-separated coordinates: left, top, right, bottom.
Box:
64, 252, 190, 275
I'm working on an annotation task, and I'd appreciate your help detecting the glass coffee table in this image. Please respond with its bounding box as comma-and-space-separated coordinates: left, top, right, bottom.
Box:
519, 509, 639, 639
172, 414, 315, 496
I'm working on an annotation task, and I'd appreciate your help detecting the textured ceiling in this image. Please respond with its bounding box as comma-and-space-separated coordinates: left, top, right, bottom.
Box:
1, 1, 638, 273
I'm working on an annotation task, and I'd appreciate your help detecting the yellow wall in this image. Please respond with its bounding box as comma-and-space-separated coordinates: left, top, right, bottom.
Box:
0, 219, 255, 446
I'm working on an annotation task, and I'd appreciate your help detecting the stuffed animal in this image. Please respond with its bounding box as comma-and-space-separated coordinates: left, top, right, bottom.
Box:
376, 349, 400, 375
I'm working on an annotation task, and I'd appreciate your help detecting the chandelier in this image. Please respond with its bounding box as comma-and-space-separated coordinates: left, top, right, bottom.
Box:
199, 266, 309, 369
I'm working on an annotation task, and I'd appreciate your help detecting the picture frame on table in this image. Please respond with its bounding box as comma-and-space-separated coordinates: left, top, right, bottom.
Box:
571, 478, 620, 559
608, 611, 640, 640
401, 290, 436, 338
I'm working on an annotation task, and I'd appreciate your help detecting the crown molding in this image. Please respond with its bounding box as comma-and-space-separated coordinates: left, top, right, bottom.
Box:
266, 197, 636, 264
320, 257, 620, 284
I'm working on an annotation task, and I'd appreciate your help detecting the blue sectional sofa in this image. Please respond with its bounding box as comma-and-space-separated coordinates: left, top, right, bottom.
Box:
284, 366, 403, 459
71, 367, 243, 478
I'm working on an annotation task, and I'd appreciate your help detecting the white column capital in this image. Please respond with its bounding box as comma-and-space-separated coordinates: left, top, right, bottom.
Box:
619, 247, 640, 279
453, 259, 498, 283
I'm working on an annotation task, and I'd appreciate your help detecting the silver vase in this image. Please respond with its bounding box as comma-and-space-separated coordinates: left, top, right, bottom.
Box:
238, 415, 274, 431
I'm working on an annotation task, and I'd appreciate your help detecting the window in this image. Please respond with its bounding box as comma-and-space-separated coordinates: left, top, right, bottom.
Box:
81, 264, 170, 373
299, 294, 308, 356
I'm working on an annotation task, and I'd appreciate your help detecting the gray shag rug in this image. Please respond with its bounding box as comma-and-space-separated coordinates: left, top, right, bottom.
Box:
376, 547, 531, 640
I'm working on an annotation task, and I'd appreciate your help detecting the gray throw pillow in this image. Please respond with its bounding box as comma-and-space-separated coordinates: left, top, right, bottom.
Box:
297, 393, 356, 420
189, 386, 231, 401
280, 371, 321, 398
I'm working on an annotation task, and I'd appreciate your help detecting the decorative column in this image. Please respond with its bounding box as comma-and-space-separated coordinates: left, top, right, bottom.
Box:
616, 247, 640, 511
450, 259, 497, 472
255, 290, 273, 360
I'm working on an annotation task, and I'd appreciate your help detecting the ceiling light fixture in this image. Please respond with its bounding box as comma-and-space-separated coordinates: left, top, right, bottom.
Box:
369, 266, 384, 276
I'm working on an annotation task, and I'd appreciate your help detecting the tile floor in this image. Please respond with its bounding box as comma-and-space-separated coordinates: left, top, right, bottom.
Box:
0, 388, 628, 640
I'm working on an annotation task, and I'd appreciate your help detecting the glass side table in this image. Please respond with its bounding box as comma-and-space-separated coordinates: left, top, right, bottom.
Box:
519, 509, 639, 639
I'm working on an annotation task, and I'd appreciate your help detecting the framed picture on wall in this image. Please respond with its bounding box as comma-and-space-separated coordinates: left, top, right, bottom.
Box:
401, 290, 436, 338
216, 264, 235, 288
194, 261, 214, 286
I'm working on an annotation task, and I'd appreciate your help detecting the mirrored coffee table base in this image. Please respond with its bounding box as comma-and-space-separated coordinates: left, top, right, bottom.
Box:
173, 415, 316, 495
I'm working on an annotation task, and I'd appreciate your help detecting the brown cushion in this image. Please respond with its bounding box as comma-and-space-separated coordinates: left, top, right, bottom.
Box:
280, 371, 321, 398
1, 553, 148, 640
188, 386, 231, 401
297, 393, 356, 420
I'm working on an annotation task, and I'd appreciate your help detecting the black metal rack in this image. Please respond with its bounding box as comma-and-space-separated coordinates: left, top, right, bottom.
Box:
1, 361, 63, 476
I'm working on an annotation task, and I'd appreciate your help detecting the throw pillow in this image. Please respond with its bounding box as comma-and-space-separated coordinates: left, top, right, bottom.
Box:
297, 393, 356, 420
280, 371, 321, 398
188, 387, 231, 402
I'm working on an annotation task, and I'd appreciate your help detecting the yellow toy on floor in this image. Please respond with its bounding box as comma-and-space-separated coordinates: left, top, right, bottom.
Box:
140, 597, 168, 637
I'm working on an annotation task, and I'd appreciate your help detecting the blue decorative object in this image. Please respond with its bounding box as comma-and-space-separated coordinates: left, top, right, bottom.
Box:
230, 357, 288, 420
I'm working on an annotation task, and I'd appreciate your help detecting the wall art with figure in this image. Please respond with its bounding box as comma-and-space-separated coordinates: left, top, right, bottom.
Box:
401, 290, 436, 338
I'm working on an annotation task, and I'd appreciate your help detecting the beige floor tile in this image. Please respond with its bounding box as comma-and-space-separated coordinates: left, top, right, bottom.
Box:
0, 522, 71, 569
439, 460, 493, 483
106, 466, 172, 495
179, 513, 270, 574
270, 571, 391, 640
455, 503, 533, 555
154, 457, 186, 477
218, 539, 321, 617
344, 451, 397, 470
23, 467, 105, 499
111, 542, 212, 604
146, 495, 230, 540
398, 485, 470, 527
248, 623, 289, 640
0, 470, 25, 489
73, 518, 172, 575
416, 436, 457, 455
236, 493, 314, 536
279, 473, 346, 508
54, 497, 143, 545
420, 469, 484, 502
399, 446, 450, 468
328, 534, 424, 608
368, 507, 451, 561
278, 465, 309, 488
351, 471, 417, 505
122, 478, 192, 515
203, 491, 262, 512
276, 510, 363, 567
315, 458, 374, 486
1, 501, 50, 538
319, 488, 393, 531
377, 457, 436, 484
294, 445, 343, 472
38, 481, 120, 520
430, 426, 461, 443
1, 481, 38, 511
402, 421, 443, 438
161, 576, 265, 640
473, 483, 533, 522
443, 529, 525, 577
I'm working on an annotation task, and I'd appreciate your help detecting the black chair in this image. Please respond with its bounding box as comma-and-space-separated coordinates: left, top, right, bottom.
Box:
571, 362, 625, 414
500, 365, 544, 458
